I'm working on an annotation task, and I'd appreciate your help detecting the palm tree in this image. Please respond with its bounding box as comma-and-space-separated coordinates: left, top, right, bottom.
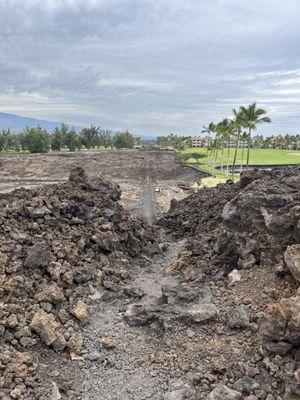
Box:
214, 121, 223, 173
201, 122, 215, 143
231, 108, 244, 180
211, 136, 221, 172
240, 131, 248, 172
240, 103, 271, 167
226, 120, 237, 175
206, 125, 221, 173
216, 119, 231, 174
81, 124, 100, 149
202, 122, 216, 165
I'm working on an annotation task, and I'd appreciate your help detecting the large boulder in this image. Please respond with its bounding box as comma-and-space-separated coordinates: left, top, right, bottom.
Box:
163, 380, 195, 400
181, 302, 219, 324
228, 305, 250, 329
72, 300, 89, 325
68, 167, 88, 185
207, 385, 241, 400
35, 283, 64, 303
30, 311, 66, 351
233, 377, 260, 395
260, 293, 300, 348
124, 304, 156, 326
24, 243, 53, 268
284, 244, 300, 283
221, 168, 300, 269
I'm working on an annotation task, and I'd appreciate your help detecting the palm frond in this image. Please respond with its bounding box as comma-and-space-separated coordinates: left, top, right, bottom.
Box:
257, 117, 271, 123
256, 108, 267, 116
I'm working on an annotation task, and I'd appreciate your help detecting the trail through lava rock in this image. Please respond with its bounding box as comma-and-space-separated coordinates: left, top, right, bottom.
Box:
1, 159, 299, 400
59, 239, 187, 400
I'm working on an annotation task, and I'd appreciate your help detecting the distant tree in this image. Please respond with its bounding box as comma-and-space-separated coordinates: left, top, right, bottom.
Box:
0, 130, 8, 152
60, 122, 70, 145
134, 136, 142, 146
102, 129, 113, 149
96, 128, 113, 148
201, 123, 216, 137
113, 131, 135, 149
0, 133, 4, 152
0, 129, 14, 152
215, 119, 230, 173
10, 134, 21, 152
183, 151, 206, 166
64, 128, 79, 152
18, 132, 27, 151
252, 134, 264, 149
174, 141, 185, 151
156, 134, 191, 150
179, 153, 192, 163
76, 135, 83, 151
22, 126, 50, 153
51, 127, 64, 151
184, 137, 192, 148
81, 125, 99, 149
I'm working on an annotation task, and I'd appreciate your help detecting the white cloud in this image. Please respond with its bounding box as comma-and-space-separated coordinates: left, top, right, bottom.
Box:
96, 78, 172, 91
0, 0, 300, 135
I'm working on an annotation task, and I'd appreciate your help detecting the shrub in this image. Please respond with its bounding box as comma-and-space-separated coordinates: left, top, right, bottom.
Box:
23, 126, 50, 153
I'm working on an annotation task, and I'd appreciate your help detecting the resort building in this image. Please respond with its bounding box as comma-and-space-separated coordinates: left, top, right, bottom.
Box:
191, 136, 211, 148
192, 136, 250, 148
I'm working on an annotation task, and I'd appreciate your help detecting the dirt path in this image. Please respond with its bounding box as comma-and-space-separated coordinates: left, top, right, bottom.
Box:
71, 154, 186, 399
60, 239, 186, 400
140, 153, 155, 223
38, 152, 187, 399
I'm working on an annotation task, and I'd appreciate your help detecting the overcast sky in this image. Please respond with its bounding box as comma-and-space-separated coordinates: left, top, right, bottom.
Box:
0, 0, 300, 136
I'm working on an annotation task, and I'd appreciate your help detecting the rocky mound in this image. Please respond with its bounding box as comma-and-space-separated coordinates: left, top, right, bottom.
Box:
0, 167, 163, 399
159, 167, 300, 398
160, 167, 299, 279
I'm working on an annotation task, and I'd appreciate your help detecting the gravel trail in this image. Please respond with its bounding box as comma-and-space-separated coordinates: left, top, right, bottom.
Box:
67, 239, 186, 400
140, 153, 155, 223
49, 153, 186, 399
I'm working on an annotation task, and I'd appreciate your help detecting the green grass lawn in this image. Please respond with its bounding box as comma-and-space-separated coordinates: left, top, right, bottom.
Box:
179, 148, 300, 185
181, 148, 300, 166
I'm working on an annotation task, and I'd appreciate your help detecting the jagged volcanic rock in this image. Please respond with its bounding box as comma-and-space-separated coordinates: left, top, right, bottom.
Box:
159, 166, 300, 397
0, 167, 163, 398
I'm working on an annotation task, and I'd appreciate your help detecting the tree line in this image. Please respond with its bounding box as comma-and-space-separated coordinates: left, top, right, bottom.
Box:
157, 132, 300, 152
156, 134, 192, 150
0, 124, 139, 153
251, 134, 300, 150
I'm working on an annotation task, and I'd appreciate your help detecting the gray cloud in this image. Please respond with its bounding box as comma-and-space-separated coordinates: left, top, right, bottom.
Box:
0, 0, 300, 135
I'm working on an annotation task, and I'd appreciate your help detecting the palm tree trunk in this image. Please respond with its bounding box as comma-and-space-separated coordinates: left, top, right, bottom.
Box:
226, 138, 230, 175
240, 142, 245, 172
210, 142, 214, 160
212, 143, 218, 173
246, 127, 252, 167
221, 141, 224, 173
214, 147, 219, 173
211, 139, 216, 171
232, 130, 241, 181
206, 133, 211, 166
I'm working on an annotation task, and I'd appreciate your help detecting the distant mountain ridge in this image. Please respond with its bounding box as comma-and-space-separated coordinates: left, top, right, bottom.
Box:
0, 112, 155, 140
0, 112, 80, 132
